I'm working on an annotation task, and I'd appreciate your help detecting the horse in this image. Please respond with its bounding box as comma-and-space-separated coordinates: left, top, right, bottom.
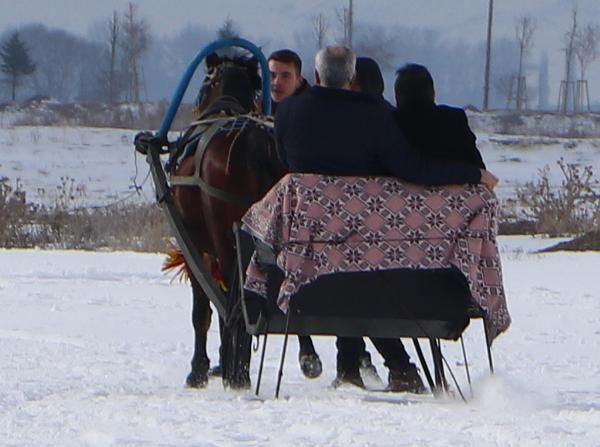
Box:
164, 52, 322, 388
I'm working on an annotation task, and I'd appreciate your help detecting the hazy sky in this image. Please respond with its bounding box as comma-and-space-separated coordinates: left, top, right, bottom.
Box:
2, 0, 599, 102
2, 0, 598, 45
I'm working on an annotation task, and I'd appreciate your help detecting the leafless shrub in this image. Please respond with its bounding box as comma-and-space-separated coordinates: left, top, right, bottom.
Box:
0, 177, 34, 247
1, 176, 169, 252
516, 158, 600, 236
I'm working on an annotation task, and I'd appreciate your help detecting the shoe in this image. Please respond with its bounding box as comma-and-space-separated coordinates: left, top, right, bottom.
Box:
387, 364, 427, 394
331, 370, 365, 389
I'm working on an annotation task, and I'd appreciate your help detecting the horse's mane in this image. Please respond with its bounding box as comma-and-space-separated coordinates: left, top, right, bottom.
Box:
233, 124, 284, 195
214, 53, 261, 92
195, 52, 261, 116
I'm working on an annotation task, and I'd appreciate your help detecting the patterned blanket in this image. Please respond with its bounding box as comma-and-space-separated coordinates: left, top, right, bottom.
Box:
241, 174, 510, 341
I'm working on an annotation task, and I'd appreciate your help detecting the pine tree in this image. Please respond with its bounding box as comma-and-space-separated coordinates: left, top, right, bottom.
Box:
0, 32, 36, 101
217, 19, 240, 40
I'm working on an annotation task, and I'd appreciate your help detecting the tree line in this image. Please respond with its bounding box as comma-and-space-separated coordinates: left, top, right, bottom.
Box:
1, 2, 599, 112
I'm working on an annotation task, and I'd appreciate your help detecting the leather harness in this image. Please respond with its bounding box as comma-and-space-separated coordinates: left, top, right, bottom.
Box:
168, 99, 274, 205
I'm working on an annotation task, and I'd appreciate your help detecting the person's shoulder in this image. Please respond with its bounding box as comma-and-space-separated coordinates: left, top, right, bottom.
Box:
294, 78, 311, 96
436, 104, 468, 119
436, 104, 464, 114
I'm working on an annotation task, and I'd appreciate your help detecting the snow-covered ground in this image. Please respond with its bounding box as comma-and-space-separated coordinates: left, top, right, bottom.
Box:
1, 237, 599, 446
1, 123, 599, 445
2, 124, 600, 206
0, 126, 152, 206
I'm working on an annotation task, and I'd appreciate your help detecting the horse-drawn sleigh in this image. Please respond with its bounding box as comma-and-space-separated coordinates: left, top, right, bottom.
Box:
134, 38, 509, 400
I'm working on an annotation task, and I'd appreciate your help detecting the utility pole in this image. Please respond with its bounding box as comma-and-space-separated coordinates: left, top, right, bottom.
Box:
348, 0, 353, 49
483, 0, 494, 110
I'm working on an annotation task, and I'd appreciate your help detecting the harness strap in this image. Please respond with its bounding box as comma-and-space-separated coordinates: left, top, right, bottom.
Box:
198, 96, 247, 120
169, 117, 255, 205
169, 174, 251, 204
187, 113, 274, 130
193, 118, 229, 178
169, 108, 275, 205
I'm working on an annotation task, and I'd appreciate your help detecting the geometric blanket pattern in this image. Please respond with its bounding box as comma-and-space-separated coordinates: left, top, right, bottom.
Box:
241, 173, 510, 342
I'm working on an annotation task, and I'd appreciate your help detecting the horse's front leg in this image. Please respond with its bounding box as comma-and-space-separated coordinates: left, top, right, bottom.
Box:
186, 279, 212, 388
298, 335, 322, 379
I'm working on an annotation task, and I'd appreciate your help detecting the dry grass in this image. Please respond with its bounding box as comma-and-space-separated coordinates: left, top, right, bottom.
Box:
516, 159, 600, 237
1, 177, 169, 252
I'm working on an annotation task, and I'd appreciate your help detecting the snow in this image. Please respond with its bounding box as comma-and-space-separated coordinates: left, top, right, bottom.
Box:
2, 123, 600, 206
1, 123, 600, 445
0, 125, 153, 206
1, 238, 599, 446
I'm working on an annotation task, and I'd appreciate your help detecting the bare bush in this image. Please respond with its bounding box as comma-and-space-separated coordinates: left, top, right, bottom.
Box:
1, 176, 170, 252
0, 177, 33, 247
516, 158, 600, 236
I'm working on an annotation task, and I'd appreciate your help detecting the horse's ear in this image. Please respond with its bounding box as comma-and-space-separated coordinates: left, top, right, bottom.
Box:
206, 52, 221, 69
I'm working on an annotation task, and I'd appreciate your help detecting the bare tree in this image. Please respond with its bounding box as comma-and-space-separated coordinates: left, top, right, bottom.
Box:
537, 52, 550, 110
513, 16, 535, 110
313, 13, 329, 49
120, 2, 150, 103
560, 9, 578, 113
483, 0, 494, 110
107, 11, 120, 103
574, 23, 600, 81
335, 0, 354, 48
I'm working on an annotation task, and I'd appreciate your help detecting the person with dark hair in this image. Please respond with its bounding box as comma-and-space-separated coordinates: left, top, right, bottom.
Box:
339, 56, 427, 392
267, 49, 309, 113
275, 47, 499, 391
394, 63, 486, 168
351, 57, 386, 101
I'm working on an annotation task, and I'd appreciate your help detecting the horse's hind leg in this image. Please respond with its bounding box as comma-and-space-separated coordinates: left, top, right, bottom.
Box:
298, 335, 322, 379
186, 279, 212, 388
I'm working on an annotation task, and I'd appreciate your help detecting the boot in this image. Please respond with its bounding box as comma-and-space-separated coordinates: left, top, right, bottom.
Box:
387, 363, 427, 393
331, 369, 365, 389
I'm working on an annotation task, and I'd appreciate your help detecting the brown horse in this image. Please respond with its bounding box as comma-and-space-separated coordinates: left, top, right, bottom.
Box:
165, 53, 322, 388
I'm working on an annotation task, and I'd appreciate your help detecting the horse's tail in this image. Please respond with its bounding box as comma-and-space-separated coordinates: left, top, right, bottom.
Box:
163, 246, 190, 282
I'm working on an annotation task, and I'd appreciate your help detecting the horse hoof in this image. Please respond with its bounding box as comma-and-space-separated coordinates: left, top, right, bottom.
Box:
299, 353, 323, 379
208, 364, 222, 377
186, 371, 208, 388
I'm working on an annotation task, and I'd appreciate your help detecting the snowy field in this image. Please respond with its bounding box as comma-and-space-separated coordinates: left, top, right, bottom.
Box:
1, 124, 599, 445
1, 237, 599, 446
1, 125, 600, 205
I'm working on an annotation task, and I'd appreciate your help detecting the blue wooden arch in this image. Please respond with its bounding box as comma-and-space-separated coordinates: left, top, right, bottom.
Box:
157, 38, 271, 138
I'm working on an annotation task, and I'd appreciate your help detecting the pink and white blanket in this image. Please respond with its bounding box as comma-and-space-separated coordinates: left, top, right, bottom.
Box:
241, 174, 510, 341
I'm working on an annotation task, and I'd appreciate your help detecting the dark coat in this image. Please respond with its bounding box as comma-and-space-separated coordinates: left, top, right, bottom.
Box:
270, 78, 310, 115
275, 86, 481, 186
395, 104, 486, 169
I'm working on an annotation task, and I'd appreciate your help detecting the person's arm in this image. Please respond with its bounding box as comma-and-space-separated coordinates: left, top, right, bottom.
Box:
455, 109, 486, 169
378, 116, 482, 186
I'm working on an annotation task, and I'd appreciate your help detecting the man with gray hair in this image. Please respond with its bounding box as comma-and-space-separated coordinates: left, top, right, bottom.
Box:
314, 46, 356, 88
275, 45, 498, 185
274, 45, 499, 391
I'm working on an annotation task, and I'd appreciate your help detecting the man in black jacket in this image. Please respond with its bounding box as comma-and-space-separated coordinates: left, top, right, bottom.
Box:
268, 49, 309, 114
275, 47, 497, 187
275, 46, 498, 391
394, 63, 486, 169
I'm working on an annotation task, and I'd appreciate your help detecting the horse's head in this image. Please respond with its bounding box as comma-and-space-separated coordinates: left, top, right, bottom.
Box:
193, 53, 262, 119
